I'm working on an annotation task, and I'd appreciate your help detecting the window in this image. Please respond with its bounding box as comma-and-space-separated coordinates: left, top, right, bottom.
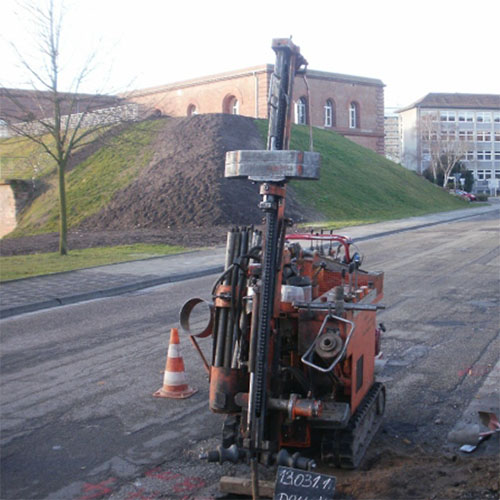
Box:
440, 111, 456, 122
458, 112, 474, 122
459, 130, 474, 141
494, 112, 500, 123
349, 102, 359, 128
440, 130, 457, 141
295, 97, 307, 125
422, 148, 431, 161
495, 170, 500, 179
494, 131, 500, 142
477, 131, 492, 142
223, 95, 239, 115
476, 112, 492, 123
485, 170, 492, 179
477, 170, 485, 180
465, 151, 475, 160
495, 152, 500, 161
324, 100, 334, 127
187, 104, 197, 116
477, 150, 492, 161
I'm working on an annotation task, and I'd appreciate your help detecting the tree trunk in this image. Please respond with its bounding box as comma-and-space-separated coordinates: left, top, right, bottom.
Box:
57, 161, 68, 255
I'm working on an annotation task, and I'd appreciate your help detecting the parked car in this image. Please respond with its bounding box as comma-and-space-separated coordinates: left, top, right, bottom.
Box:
454, 189, 477, 201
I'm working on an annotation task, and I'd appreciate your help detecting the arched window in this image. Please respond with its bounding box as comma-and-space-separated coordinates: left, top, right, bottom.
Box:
349, 102, 360, 129
295, 97, 307, 125
324, 99, 335, 127
187, 104, 197, 116
223, 95, 239, 115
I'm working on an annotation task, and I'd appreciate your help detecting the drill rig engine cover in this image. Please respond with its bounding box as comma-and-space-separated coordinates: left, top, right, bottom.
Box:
180, 38, 386, 479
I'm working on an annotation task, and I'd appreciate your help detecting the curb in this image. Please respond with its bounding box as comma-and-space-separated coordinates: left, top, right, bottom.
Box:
0, 265, 224, 320
2, 204, 498, 320
353, 207, 497, 243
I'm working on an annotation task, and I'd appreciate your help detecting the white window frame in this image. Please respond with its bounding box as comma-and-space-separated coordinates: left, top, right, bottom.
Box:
295, 97, 307, 125
458, 111, 474, 122
440, 110, 456, 122
476, 112, 492, 123
477, 131, 492, 142
477, 150, 492, 161
324, 100, 333, 127
459, 130, 474, 141
349, 102, 359, 129
477, 170, 485, 180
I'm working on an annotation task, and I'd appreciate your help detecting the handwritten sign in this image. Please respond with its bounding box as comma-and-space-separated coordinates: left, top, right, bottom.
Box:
274, 466, 336, 500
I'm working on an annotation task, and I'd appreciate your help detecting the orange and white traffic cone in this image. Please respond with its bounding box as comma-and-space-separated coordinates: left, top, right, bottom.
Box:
153, 327, 197, 399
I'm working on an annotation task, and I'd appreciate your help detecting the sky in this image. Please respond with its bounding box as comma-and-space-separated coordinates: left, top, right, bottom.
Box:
1, 0, 499, 109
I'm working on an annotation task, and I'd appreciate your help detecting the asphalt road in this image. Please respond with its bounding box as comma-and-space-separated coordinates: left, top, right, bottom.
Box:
1, 211, 499, 499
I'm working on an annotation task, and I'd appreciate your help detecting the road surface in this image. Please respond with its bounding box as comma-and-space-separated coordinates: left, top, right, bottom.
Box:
1, 211, 499, 499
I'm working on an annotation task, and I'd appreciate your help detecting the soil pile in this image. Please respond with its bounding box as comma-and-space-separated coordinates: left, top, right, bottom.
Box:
81, 114, 319, 231
1, 114, 322, 255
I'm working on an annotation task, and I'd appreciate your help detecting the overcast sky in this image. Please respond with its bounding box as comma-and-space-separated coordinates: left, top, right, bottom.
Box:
1, 0, 499, 109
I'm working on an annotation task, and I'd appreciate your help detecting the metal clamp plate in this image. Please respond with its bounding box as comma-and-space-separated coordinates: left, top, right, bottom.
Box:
225, 150, 320, 182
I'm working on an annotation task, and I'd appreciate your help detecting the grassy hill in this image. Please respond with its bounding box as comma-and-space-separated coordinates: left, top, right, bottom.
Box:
1, 116, 467, 238
272, 121, 466, 227
1, 120, 164, 237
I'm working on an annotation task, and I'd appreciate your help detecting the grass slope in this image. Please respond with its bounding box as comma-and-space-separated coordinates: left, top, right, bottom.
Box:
4, 119, 164, 237
256, 120, 467, 227
3, 117, 468, 239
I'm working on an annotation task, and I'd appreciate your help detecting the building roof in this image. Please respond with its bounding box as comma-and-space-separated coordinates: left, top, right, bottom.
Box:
0, 88, 122, 122
397, 93, 500, 112
125, 65, 384, 98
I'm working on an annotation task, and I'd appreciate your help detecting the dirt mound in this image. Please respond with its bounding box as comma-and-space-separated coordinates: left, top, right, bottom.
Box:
2, 114, 323, 255
81, 114, 320, 231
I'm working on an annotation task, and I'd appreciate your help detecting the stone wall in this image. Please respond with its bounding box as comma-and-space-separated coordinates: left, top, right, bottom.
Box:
6, 103, 141, 138
0, 180, 34, 238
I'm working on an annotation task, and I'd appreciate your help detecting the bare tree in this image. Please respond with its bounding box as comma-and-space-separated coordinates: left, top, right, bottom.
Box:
419, 112, 468, 187
1, 0, 137, 254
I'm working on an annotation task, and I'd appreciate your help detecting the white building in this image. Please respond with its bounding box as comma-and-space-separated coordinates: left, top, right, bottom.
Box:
397, 93, 500, 194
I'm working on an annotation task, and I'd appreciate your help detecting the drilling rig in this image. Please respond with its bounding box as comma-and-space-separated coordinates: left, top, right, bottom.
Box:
180, 38, 386, 497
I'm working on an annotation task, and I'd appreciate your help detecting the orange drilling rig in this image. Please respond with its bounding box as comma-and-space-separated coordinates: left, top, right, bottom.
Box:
180, 38, 386, 493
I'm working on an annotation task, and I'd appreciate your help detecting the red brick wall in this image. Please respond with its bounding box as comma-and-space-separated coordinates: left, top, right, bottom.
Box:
128, 66, 384, 154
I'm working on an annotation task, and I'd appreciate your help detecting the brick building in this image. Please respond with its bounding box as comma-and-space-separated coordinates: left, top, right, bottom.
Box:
127, 65, 385, 154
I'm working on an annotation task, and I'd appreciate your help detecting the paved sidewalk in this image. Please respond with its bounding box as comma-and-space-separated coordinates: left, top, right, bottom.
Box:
1, 202, 498, 319
0, 248, 226, 318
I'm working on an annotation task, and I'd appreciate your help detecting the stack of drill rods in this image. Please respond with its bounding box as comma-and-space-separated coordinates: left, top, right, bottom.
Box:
214, 226, 260, 369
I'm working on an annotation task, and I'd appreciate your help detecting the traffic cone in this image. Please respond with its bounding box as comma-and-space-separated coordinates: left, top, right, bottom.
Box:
153, 328, 197, 399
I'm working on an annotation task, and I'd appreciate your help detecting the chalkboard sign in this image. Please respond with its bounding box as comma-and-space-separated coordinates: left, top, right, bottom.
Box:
274, 466, 336, 500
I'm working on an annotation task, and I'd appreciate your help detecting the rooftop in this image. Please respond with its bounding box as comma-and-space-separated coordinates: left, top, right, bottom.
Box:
0, 88, 122, 122
397, 93, 500, 112
126, 65, 384, 98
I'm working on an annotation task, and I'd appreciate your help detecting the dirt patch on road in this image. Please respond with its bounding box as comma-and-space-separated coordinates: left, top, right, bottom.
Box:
331, 448, 499, 499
